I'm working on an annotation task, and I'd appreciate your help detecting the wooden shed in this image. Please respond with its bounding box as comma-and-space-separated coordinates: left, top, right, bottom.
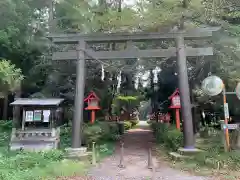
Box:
9, 98, 64, 151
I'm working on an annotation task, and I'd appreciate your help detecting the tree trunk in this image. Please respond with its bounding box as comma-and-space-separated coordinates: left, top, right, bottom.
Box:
13, 86, 22, 128
3, 94, 8, 120
117, 0, 122, 12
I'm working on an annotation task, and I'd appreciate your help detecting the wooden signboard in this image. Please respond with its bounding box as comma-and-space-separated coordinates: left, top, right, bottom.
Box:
224, 103, 229, 119
221, 123, 240, 130
33, 110, 42, 121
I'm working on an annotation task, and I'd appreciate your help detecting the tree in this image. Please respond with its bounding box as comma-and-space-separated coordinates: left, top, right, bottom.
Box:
0, 60, 24, 119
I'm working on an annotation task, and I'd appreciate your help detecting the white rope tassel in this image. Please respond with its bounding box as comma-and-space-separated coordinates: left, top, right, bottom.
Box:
101, 64, 105, 81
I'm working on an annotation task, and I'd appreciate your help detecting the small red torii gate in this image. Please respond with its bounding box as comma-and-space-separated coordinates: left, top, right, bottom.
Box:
84, 91, 100, 124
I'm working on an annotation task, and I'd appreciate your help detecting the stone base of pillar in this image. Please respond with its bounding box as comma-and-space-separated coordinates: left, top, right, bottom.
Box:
178, 147, 204, 156
65, 147, 91, 160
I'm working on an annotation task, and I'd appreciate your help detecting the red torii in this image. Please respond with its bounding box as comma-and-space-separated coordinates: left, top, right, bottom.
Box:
84, 91, 100, 124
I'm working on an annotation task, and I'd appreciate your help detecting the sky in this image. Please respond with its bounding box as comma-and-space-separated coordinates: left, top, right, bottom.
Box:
123, 0, 137, 6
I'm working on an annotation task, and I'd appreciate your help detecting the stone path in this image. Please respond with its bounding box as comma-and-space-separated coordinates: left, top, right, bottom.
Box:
87, 121, 211, 180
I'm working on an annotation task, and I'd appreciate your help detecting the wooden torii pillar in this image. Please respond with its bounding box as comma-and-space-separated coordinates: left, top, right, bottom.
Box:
49, 28, 219, 150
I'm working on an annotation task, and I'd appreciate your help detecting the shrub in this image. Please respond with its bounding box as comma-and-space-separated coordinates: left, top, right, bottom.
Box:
124, 121, 132, 130
151, 122, 183, 151
146, 120, 152, 124
0, 120, 12, 131
83, 122, 120, 146
98, 122, 120, 141
164, 127, 183, 151
151, 122, 168, 143
60, 122, 121, 147
83, 124, 103, 145
130, 120, 139, 127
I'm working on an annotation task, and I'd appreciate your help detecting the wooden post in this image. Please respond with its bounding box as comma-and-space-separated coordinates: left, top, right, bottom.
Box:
118, 141, 125, 168
21, 109, 26, 131
92, 142, 96, 165
220, 120, 228, 152
175, 109, 181, 130
147, 147, 153, 169
222, 86, 230, 151
91, 110, 95, 124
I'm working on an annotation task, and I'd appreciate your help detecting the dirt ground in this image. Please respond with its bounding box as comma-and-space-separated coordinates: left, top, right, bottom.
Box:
84, 121, 211, 180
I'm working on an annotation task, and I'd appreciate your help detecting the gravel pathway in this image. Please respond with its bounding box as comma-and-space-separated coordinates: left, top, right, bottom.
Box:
87, 121, 212, 180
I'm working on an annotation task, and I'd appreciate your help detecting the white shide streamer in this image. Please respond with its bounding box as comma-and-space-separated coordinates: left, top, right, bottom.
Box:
117, 71, 122, 92
101, 64, 105, 81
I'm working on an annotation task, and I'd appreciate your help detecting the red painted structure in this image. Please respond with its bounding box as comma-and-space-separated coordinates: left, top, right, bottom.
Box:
84, 91, 100, 124
169, 88, 181, 130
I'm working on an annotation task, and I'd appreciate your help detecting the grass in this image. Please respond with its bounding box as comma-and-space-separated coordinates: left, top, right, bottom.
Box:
152, 124, 240, 180
165, 138, 240, 179
0, 120, 116, 180
96, 141, 115, 161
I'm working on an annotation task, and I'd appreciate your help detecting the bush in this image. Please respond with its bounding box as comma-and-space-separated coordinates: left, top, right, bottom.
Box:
99, 122, 120, 141
83, 122, 120, 146
151, 122, 183, 151
83, 124, 103, 145
0, 150, 64, 180
164, 127, 183, 151
60, 122, 121, 148
146, 120, 152, 124
0, 120, 12, 131
130, 120, 139, 127
124, 121, 132, 130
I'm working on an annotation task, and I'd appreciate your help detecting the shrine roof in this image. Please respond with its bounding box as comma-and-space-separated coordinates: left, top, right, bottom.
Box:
10, 98, 64, 106
84, 91, 100, 101
168, 88, 180, 100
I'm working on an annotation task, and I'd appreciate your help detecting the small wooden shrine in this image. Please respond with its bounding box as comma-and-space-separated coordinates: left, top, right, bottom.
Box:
84, 91, 100, 124
10, 98, 64, 151
169, 89, 181, 130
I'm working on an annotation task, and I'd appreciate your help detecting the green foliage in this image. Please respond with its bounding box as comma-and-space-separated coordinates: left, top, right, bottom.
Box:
176, 130, 240, 171
130, 119, 140, 127
188, 143, 240, 171
124, 121, 132, 130
83, 122, 120, 145
151, 122, 183, 151
0, 120, 120, 180
117, 95, 138, 101
95, 142, 115, 161
0, 120, 12, 131
0, 121, 82, 180
0, 152, 88, 180
0, 59, 24, 96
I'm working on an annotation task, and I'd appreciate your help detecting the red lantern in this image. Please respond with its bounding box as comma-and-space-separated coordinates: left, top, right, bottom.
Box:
169, 89, 181, 109
169, 89, 181, 130
84, 91, 100, 124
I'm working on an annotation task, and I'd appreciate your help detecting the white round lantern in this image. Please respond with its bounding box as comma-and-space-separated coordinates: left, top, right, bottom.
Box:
235, 82, 240, 100
202, 76, 224, 96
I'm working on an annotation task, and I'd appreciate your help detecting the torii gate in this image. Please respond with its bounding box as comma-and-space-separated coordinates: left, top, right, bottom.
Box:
48, 27, 219, 150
